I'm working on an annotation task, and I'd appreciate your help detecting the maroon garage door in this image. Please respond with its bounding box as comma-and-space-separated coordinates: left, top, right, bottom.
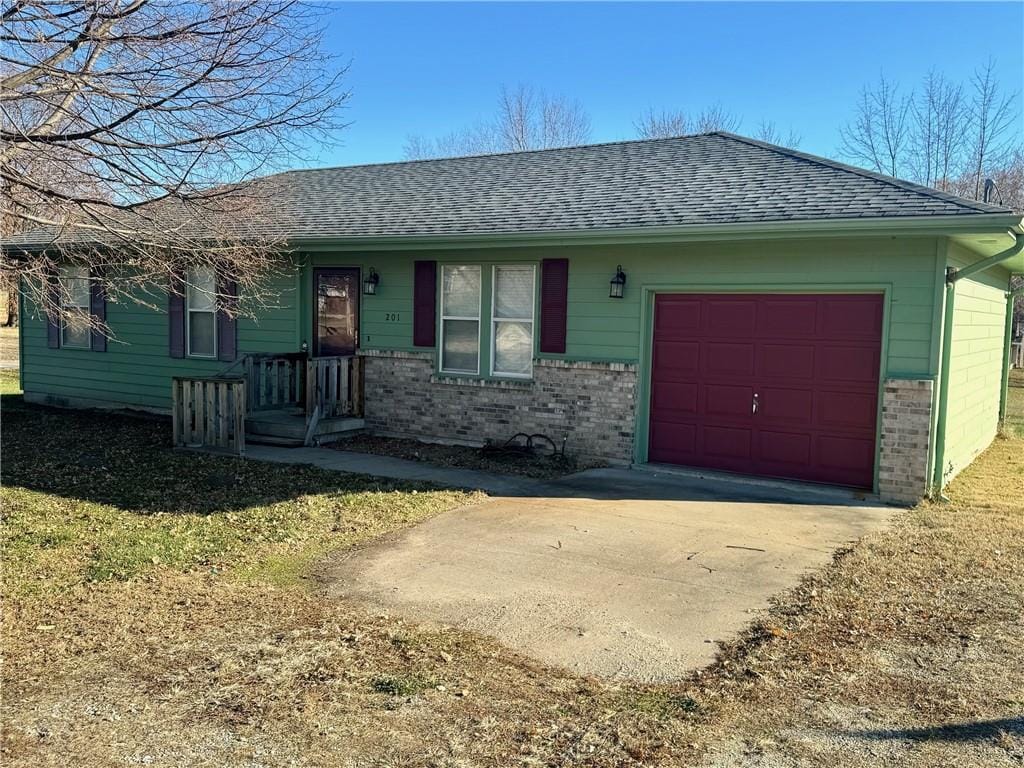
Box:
648, 293, 883, 488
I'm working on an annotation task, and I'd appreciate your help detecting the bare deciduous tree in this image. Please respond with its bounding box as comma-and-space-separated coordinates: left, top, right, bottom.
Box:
963, 59, 1018, 200
754, 120, 802, 148
839, 74, 914, 177
1, 0, 348, 334
404, 85, 590, 160
841, 62, 1022, 211
909, 70, 966, 191
633, 105, 740, 139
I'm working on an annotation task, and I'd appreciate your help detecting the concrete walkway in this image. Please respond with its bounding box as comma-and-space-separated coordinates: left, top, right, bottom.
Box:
244, 444, 545, 496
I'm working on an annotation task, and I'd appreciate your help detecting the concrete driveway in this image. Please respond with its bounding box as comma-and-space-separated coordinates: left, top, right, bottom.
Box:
323, 467, 892, 682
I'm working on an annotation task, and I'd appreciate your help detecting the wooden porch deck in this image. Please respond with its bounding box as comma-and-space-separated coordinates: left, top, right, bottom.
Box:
171, 354, 364, 454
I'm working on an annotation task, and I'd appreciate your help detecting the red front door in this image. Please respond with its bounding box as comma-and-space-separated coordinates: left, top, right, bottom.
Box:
648, 293, 883, 488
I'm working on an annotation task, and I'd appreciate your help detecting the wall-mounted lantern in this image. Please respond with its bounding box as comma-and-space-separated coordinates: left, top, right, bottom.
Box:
609, 265, 626, 299
363, 267, 380, 296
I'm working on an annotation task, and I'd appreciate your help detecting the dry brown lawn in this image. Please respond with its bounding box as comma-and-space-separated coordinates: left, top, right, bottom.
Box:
2, 373, 1023, 767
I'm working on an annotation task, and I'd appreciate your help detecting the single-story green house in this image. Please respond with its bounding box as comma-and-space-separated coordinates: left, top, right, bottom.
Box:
9, 133, 1024, 504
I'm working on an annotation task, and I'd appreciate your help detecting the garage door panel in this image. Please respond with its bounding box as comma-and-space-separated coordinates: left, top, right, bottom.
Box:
815, 435, 875, 485
653, 340, 700, 377
818, 345, 880, 383
757, 386, 814, 424
705, 383, 754, 419
651, 381, 698, 417
705, 342, 755, 376
817, 390, 878, 430
655, 298, 702, 337
702, 425, 752, 460
757, 430, 813, 468
707, 299, 757, 336
650, 293, 882, 489
821, 297, 883, 339
649, 422, 698, 464
760, 299, 819, 338
758, 343, 816, 380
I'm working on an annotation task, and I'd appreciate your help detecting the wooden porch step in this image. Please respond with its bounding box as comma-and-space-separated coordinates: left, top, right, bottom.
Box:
245, 433, 304, 447
245, 409, 365, 445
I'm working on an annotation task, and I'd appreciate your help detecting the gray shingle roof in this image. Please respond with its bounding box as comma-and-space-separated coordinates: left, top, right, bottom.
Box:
5, 132, 1013, 249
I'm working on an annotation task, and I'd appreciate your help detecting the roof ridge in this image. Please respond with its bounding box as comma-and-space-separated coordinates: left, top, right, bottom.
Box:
712, 132, 1008, 215
273, 132, 718, 175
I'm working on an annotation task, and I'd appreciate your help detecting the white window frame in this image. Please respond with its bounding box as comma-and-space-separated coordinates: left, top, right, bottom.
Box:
186, 267, 217, 359
439, 264, 482, 375
59, 265, 91, 349
490, 264, 536, 379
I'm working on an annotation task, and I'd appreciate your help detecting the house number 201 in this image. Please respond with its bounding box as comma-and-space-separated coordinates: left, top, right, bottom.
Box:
385, 312, 400, 321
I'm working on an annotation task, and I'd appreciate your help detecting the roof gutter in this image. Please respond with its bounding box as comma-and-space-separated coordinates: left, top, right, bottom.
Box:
5, 213, 1022, 256
932, 231, 1023, 495
290, 213, 1024, 252
944, 233, 1024, 284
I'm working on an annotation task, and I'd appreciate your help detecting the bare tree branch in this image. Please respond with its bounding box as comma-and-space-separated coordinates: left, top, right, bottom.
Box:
839, 74, 913, 177
754, 120, 802, 148
633, 105, 740, 139
1, 0, 349, 335
403, 84, 591, 160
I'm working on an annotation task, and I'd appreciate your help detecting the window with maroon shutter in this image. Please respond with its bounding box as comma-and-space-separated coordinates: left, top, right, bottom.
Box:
89, 268, 107, 352
539, 258, 568, 354
45, 269, 60, 348
413, 260, 437, 347
216, 273, 238, 362
168, 272, 185, 358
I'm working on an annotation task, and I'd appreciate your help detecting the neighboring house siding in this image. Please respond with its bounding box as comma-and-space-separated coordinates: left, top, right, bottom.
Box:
21, 270, 299, 411
940, 243, 1011, 485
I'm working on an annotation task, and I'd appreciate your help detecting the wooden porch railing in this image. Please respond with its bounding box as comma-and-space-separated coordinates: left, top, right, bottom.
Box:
306, 355, 364, 419
245, 352, 307, 411
171, 376, 246, 455
170, 353, 363, 454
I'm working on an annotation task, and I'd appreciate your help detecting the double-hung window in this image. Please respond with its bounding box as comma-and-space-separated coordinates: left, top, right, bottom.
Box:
491, 265, 535, 377
440, 265, 481, 374
186, 266, 217, 358
59, 265, 91, 349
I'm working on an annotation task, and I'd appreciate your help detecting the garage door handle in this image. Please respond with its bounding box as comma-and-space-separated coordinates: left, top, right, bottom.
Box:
752, 393, 759, 414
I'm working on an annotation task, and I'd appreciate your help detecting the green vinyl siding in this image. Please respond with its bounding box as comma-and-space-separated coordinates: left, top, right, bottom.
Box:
20, 268, 300, 411
330, 236, 941, 376
20, 236, 943, 417
939, 241, 1011, 484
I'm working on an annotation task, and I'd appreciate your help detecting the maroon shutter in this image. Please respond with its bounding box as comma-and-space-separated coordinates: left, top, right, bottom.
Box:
413, 260, 437, 347
89, 268, 107, 352
216, 274, 238, 362
45, 269, 60, 349
168, 272, 185, 358
539, 258, 568, 354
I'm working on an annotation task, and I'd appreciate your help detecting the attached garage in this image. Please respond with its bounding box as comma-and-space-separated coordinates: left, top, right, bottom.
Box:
648, 293, 884, 488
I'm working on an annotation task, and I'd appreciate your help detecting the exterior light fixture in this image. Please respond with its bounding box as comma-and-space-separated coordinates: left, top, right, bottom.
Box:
363, 267, 380, 296
609, 265, 626, 299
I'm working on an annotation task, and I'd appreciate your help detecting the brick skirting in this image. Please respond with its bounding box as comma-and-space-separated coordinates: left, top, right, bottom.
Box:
878, 378, 934, 505
361, 350, 637, 463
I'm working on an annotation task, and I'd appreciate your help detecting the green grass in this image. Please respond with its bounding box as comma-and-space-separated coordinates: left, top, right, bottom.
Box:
0, 392, 477, 595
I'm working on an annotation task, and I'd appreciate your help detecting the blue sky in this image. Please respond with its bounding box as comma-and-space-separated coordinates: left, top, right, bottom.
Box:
306, 1, 1023, 167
